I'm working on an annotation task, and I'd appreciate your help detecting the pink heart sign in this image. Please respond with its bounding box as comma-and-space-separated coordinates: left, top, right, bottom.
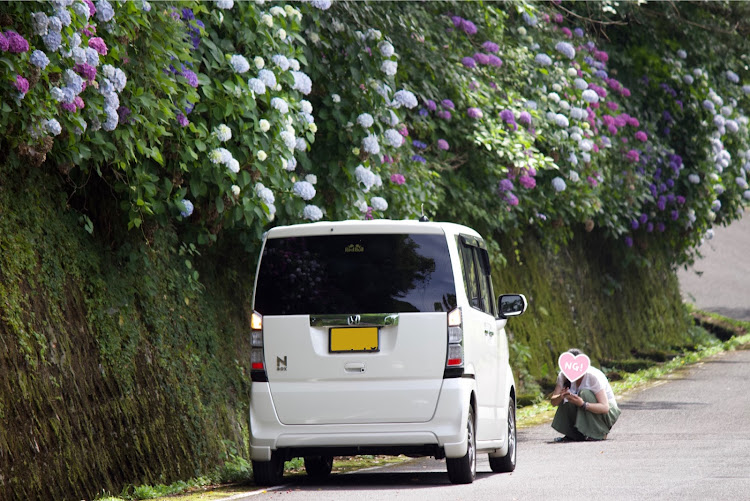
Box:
558, 352, 590, 382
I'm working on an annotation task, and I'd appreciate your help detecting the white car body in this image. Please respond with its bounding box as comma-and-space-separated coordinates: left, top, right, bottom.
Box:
248, 220, 527, 484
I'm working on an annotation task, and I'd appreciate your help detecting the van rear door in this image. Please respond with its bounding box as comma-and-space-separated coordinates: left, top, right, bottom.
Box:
253, 231, 457, 425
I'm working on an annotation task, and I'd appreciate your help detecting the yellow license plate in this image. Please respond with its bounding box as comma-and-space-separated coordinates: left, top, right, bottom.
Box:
329, 327, 379, 353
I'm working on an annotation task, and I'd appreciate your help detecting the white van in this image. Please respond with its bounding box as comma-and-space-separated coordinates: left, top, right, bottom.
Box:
248, 220, 527, 485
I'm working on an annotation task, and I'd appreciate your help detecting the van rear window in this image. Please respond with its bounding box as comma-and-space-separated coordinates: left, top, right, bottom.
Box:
254, 233, 457, 315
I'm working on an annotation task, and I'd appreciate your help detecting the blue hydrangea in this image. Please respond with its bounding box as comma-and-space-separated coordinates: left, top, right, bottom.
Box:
44, 118, 62, 136
551, 177, 567, 192
555, 41, 576, 59
303, 204, 323, 221
55, 8, 72, 26
30, 50, 50, 69
96, 0, 115, 22
230, 54, 250, 74
258, 69, 277, 88
285, 157, 297, 171
573, 78, 588, 90
50, 87, 64, 101
582, 89, 599, 103
295, 138, 307, 151
726, 70, 740, 83
534, 53, 552, 66
522, 12, 537, 26
43, 31, 62, 52
48, 15, 63, 32
247, 78, 266, 95
180, 199, 194, 217
293, 181, 316, 201
291, 71, 312, 95
31, 12, 49, 36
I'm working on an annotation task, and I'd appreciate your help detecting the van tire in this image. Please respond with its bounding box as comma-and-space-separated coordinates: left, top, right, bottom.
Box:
252, 452, 285, 486
304, 455, 334, 478
489, 397, 517, 473
446, 406, 476, 484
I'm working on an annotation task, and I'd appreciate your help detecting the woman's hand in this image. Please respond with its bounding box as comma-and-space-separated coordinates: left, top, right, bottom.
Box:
566, 393, 584, 407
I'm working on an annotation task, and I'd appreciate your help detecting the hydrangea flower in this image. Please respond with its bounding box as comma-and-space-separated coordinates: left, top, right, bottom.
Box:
291, 71, 312, 94
230, 54, 250, 73
390, 173, 405, 185
357, 113, 375, 129
461, 56, 476, 68
271, 97, 289, 114
258, 69, 277, 88
248, 78, 266, 95
384, 129, 403, 147
362, 134, 381, 155
217, 0, 234, 8
179, 199, 194, 217
726, 70, 740, 83
555, 41, 575, 59
554, 114, 569, 127
293, 181, 316, 201
534, 53, 552, 66
88, 36, 107, 55
176, 113, 189, 127
381, 60, 397, 76
214, 124, 232, 142
355, 164, 379, 191
371, 197, 388, 211
14, 75, 29, 94
551, 177, 566, 192
635, 131, 648, 142
437, 139, 449, 151
378, 41, 395, 57
482, 41, 499, 53
95, 0, 114, 22
519, 175, 536, 189
392, 89, 417, 109
303, 204, 323, 221
467, 107, 483, 119
582, 89, 599, 103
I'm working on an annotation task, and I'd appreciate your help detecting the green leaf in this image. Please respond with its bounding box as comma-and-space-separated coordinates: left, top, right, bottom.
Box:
216, 196, 225, 214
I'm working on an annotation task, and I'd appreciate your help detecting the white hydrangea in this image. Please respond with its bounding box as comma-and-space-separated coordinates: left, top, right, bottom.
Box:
213, 124, 232, 142
231, 184, 240, 197
383, 129, 403, 147
355, 164, 379, 192
271, 54, 290, 71
381, 60, 397, 76
362, 134, 380, 155
271, 97, 289, 114
378, 41, 395, 58
371, 197, 388, 211
255, 183, 275, 205
392, 89, 417, 109
259, 119, 270, 132
300, 100, 313, 114
357, 113, 374, 128
551, 177, 567, 192
305, 174, 317, 185
230, 54, 250, 74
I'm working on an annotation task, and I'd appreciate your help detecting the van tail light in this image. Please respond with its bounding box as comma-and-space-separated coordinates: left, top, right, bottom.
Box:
250, 311, 268, 382
444, 307, 464, 378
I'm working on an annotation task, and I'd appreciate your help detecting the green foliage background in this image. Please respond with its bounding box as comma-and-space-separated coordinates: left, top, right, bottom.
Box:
1, 0, 748, 498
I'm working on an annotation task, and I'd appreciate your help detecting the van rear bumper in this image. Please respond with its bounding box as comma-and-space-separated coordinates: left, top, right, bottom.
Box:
249, 378, 474, 461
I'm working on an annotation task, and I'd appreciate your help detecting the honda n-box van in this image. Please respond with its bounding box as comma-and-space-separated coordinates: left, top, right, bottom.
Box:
249, 220, 527, 485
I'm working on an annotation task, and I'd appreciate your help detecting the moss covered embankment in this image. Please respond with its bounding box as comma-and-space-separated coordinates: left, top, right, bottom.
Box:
1, 172, 692, 500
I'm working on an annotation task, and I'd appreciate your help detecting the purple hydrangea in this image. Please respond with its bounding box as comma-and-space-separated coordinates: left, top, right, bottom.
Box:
14, 75, 29, 94
467, 107, 483, 119
518, 111, 532, 125
437, 110, 451, 120
425, 99, 437, 111
519, 175, 536, 189
487, 54, 503, 67
625, 236, 633, 247
473, 53, 489, 65
412, 140, 427, 149
437, 139, 449, 150
0, 33, 8, 52
5, 31, 29, 53
441, 99, 455, 110
498, 179, 514, 192
500, 109, 516, 124
176, 113, 189, 127
461, 56, 476, 68
75, 63, 97, 81
181, 68, 199, 87
411, 155, 427, 163
482, 41, 499, 53
461, 19, 477, 35
635, 131, 648, 142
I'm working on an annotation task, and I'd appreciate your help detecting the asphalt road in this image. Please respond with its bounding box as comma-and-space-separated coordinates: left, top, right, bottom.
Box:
677, 209, 750, 320
237, 349, 750, 500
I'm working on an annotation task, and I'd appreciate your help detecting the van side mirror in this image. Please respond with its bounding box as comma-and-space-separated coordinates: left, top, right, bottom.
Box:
497, 294, 528, 319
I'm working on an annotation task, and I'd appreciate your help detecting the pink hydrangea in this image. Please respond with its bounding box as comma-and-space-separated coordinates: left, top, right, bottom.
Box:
437, 139, 449, 151
625, 150, 640, 162
5, 31, 29, 53
88, 37, 108, 55
390, 173, 406, 185
519, 175, 536, 189
0, 33, 8, 52
635, 131, 648, 142
14, 75, 29, 94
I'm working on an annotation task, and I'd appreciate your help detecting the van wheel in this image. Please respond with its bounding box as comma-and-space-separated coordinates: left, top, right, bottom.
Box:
252, 451, 285, 486
446, 406, 476, 484
304, 455, 334, 478
489, 397, 517, 473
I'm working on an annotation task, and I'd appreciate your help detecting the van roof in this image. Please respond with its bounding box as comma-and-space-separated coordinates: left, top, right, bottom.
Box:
266, 219, 483, 239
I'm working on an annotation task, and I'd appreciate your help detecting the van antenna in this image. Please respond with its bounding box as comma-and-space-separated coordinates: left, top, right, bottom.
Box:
418, 204, 429, 222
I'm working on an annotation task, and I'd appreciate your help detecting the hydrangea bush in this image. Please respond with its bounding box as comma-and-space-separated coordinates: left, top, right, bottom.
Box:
1, 0, 748, 266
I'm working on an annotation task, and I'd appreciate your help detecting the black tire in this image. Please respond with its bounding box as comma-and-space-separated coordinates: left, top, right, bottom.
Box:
489, 397, 517, 473
252, 451, 285, 486
446, 406, 476, 484
304, 455, 334, 478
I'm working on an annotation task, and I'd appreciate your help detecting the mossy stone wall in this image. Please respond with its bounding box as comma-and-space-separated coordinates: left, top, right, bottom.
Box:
494, 229, 692, 391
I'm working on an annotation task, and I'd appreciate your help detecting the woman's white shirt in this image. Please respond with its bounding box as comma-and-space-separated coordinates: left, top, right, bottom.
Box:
559, 367, 618, 406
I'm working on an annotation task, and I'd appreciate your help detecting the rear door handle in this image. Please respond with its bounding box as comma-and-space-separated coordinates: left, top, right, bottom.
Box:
345, 362, 365, 373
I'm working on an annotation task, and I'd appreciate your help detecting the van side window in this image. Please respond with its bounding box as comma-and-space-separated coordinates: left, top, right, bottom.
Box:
459, 237, 495, 316
459, 241, 481, 310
